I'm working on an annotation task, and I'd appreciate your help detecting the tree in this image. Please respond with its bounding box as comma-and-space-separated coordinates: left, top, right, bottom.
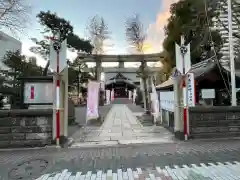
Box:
86, 15, 110, 81
3, 50, 43, 79
0, 0, 30, 35
67, 58, 94, 93
30, 11, 93, 75
125, 14, 151, 114
2, 50, 43, 108
162, 0, 223, 71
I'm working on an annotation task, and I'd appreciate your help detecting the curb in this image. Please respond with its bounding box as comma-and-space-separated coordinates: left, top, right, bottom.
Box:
69, 140, 177, 149
0, 145, 59, 152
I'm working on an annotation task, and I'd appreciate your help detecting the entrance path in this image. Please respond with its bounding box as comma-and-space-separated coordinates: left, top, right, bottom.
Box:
71, 104, 174, 147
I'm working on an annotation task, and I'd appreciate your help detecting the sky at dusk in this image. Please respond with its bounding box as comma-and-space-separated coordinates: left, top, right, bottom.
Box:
19, 0, 178, 66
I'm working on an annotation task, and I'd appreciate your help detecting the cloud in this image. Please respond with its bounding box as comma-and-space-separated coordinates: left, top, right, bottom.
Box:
144, 0, 179, 54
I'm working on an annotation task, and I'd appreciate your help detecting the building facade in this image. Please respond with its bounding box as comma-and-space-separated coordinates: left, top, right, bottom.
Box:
213, 0, 240, 67
0, 32, 22, 108
0, 31, 22, 70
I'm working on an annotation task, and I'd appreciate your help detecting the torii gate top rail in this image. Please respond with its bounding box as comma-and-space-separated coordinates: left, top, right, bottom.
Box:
78, 52, 164, 62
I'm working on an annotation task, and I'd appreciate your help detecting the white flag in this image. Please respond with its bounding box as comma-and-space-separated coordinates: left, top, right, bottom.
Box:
49, 39, 67, 73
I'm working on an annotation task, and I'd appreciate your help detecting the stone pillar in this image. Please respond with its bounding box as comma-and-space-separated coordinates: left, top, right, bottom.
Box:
96, 61, 102, 81
60, 79, 64, 139
63, 68, 68, 139
173, 76, 184, 140
140, 78, 147, 110
119, 61, 124, 68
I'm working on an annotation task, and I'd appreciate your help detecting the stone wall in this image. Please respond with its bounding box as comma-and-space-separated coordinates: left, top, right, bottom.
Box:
0, 109, 53, 148
189, 106, 240, 139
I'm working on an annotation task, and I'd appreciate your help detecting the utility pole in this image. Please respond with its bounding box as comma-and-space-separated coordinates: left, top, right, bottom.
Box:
228, 0, 236, 106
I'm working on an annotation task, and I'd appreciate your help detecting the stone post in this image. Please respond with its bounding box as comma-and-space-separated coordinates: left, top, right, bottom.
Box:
63, 68, 68, 139
96, 60, 102, 81
173, 76, 184, 140
119, 61, 124, 68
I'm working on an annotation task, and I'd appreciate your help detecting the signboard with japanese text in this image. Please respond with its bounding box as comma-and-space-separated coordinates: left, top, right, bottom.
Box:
187, 73, 195, 107
24, 82, 53, 104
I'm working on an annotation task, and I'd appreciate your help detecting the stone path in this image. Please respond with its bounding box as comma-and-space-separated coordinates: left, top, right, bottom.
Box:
35, 161, 240, 179
71, 104, 174, 147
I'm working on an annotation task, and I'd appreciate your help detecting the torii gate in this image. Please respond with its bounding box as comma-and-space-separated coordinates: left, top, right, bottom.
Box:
78, 52, 163, 106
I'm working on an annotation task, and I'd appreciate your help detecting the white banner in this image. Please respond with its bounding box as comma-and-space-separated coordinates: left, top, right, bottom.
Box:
133, 89, 137, 103
151, 79, 160, 119
187, 73, 195, 107
128, 91, 132, 100
49, 39, 67, 73
111, 89, 114, 101
106, 90, 111, 104
175, 36, 191, 74
86, 81, 100, 121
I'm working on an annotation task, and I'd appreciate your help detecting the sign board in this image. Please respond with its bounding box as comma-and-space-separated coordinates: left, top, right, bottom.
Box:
201, 89, 215, 99
24, 82, 53, 104
159, 91, 174, 112
187, 73, 195, 107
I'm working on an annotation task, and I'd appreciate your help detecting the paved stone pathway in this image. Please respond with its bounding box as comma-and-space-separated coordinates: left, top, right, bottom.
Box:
71, 104, 173, 147
36, 161, 240, 179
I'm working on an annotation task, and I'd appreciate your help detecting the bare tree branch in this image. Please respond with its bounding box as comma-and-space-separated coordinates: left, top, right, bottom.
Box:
125, 14, 146, 53
125, 14, 151, 114
86, 15, 110, 55
0, 0, 30, 35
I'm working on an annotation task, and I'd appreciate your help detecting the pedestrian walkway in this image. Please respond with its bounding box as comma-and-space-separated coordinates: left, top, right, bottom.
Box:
71, 104, 174, 147
36, 161, 240, 179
